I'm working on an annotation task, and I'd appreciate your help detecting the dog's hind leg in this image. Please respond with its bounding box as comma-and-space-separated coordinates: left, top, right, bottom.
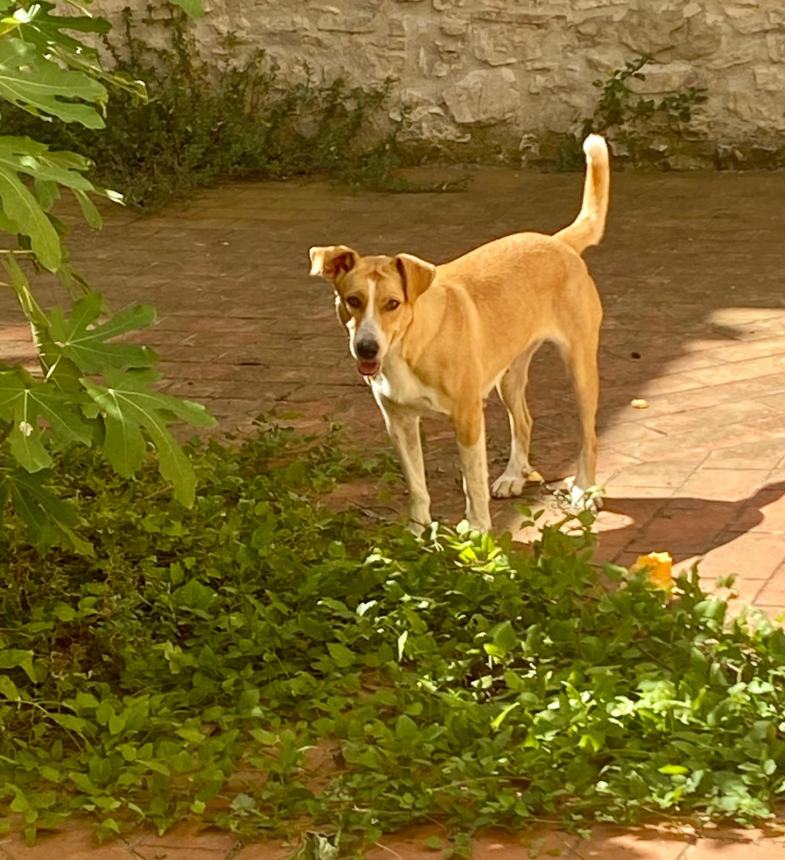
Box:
376, 396, 431, 535
492, 342, 542, 498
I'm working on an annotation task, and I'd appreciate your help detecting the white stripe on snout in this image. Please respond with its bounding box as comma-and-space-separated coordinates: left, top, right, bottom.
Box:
363, 280, 377, 328
357, 279, 387, 352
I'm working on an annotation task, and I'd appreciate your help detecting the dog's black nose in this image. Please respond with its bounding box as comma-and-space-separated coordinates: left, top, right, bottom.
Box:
356, 338, 379, 360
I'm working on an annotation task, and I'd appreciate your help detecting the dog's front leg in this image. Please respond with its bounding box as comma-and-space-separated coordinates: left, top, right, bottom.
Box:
376, 395, 431, 535
454, 404, 492, 532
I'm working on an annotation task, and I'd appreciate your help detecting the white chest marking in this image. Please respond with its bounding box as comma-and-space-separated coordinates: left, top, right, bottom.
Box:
371, 352, 447, 415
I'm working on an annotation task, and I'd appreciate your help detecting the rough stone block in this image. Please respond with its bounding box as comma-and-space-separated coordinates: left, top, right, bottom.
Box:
471, 22, 543, 66
443, 67, 520, 124
440, 16, 468, 37
472, 11, 554, 26
753, 65, 785, 91
767, 32, 785, 62
617, 7, 721, 61
433, 0, 466, 10
418, 40, 465, 78
258, 14, 306, 35
725, 2, 782, 33
398, 104, 471, 142
627, 61, 701, 94
316, 12, 377, 33
707, 40, 761, 70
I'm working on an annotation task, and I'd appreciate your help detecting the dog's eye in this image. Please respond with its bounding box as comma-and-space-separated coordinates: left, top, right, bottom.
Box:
345, 296, 362, 310
385, 299, 400, 311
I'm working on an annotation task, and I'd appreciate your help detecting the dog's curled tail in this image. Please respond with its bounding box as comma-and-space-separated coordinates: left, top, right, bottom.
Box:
554, 134, 610, 255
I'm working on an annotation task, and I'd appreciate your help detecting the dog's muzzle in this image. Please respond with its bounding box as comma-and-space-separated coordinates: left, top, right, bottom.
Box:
355, 336, 381, 376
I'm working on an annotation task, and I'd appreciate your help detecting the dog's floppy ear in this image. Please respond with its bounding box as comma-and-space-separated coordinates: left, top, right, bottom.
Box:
396, 253, 435, 303
309, 245, 358, 280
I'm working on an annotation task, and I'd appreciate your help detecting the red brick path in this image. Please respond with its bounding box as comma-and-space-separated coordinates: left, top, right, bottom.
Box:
2, 818, 785, 858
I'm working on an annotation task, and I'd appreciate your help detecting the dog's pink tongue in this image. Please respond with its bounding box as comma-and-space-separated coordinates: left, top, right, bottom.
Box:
357, 360, 380, 377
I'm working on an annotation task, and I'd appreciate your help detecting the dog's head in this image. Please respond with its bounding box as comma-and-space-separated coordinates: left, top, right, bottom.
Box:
308, 245, 435, 377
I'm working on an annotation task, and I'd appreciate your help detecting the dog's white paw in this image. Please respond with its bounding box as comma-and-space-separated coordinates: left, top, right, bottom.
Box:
467, 517, 492, 533
408, 519, 428, 538
569, 484, 603, 512
491, 469, 544, 499
491, 474, 527, 498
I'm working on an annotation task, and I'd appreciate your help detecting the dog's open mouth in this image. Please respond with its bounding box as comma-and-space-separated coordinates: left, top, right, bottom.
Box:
357, 360, 380, 377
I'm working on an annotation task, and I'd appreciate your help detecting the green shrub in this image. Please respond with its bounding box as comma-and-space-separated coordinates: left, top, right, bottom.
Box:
556, 55, 708, 169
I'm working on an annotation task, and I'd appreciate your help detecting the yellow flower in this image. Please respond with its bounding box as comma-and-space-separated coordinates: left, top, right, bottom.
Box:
631, 551, 673, 591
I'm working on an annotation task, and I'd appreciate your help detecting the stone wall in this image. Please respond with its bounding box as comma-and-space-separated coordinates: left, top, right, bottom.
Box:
94, 1, 785, 161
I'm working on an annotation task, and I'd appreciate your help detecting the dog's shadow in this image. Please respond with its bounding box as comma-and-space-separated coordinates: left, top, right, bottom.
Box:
595, 481, 785, 566
491, 481, 785, 574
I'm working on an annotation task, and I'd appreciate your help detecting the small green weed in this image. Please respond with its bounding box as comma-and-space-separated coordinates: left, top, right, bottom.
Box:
1, 5, 463, 209
557, 55, 708, 169
1, 424, 784, 855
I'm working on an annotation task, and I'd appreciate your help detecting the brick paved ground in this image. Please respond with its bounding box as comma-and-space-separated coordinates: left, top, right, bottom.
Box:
2, 818, 785, 859
1, 168, 785, 857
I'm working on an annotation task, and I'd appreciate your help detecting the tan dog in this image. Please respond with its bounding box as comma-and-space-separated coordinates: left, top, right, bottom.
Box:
309, 134, 609, 534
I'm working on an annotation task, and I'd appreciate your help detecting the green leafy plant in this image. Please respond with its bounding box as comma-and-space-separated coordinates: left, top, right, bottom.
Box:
2, 4, 461, 210
590, 54, 707, 146
0, 0, 213, 552
0, 426, 783, 854
557, 55, 708, 168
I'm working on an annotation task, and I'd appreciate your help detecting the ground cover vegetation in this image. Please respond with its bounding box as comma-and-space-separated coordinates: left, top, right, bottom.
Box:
2, 429, 785, 857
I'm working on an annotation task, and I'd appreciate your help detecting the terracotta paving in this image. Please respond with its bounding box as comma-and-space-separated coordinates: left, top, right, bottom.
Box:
4, 819, 785, 859
1, 168, 785, 855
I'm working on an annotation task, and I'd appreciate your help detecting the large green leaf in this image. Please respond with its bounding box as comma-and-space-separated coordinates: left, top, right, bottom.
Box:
0, 2, 146, 102
0, 38, 106, 127
0, 368, 91, 471
0, 207, 17, 233
55, 261, 94, 302
0, 2, 110, 47
0, 137, 105, 261
1, 467, 93, 554
34, 177, 60, 211
3, 257, 82, 388
4, 256, 49, 346
0, 161, 61, 269
0, 648, 35, 682
0, 137, 94, 191
72, 189, 102, 228
47, 293, 158, 373
82, 370, 215, 507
